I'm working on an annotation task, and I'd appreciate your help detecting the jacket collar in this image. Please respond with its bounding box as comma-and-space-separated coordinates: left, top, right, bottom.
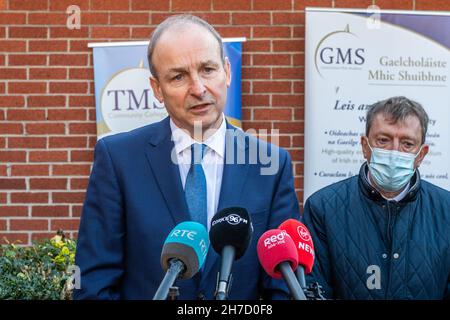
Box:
145, 117, 190, 227
147, 116, 172, 147
358, 162, 421, 203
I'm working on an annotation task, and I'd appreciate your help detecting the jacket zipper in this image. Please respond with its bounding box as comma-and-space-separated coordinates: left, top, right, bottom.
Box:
385, 201, 392, 300
385, 201, 397, 299
386, 202, 392, 248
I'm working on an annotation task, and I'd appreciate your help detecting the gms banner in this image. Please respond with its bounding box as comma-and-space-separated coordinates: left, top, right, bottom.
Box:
88, 38, 245, 139
304, 8, 450, 201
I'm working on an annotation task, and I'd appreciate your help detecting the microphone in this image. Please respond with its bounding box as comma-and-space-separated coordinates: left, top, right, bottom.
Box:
257, 229, 307, 300
153, 221, 210, 300
279, 219, 315, 289
209, 207, 253, 300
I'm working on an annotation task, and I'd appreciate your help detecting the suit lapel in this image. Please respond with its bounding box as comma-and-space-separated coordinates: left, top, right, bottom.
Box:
144, 117, 190, 226
201, 123, 250, 287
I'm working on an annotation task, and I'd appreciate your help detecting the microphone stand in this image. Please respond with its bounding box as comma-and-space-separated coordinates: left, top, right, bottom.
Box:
168, 287, 180, 300
295, 266, 326, 300
296, 267, 306, 288
303, 282, 326, 300
214, 246, 235, 300
153, 259, 184, 300
278, 263, 307, 300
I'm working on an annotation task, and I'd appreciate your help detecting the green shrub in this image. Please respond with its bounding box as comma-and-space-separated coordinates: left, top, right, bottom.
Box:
0, 231, 76, 300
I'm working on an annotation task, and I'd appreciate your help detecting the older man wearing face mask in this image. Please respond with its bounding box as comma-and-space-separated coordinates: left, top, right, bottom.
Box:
302, 96, 450, 300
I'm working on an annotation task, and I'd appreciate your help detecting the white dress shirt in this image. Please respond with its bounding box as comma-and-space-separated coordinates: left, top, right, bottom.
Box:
170, 115, 226, 230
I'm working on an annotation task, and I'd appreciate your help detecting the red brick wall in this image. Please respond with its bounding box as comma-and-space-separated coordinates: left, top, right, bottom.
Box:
1, 0, 449, 245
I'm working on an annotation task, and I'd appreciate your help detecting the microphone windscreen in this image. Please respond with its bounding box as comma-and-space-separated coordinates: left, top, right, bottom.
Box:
161, 221, 210, 279
257, 229, 298, 279
209, 207, 253, 260
279, 219, 315, 274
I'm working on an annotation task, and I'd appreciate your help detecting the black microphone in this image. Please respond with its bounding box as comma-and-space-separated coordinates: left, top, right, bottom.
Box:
153, 221, 210, 300
209, 207, 253, 300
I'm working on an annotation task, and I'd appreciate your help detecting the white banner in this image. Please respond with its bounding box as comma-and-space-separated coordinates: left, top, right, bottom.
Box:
305, 8, 450, 201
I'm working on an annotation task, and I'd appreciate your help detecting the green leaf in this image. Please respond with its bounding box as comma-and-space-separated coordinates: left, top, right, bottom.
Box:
0, 232, 77, 300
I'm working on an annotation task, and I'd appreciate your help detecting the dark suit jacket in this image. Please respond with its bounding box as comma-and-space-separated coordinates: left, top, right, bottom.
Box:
73, 117, 300, 299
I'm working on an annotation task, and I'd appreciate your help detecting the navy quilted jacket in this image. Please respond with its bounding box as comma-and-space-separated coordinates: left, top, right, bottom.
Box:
302, 163, 450, 300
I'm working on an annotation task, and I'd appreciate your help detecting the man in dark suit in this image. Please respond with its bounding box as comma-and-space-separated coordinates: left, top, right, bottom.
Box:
74, 14, 300, 300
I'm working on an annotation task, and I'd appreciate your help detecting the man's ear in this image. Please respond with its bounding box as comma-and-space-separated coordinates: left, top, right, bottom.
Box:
150, 76, 164, 103
414, 144, 429, 168
361, 136, 371, 161
224, 57, 231, 87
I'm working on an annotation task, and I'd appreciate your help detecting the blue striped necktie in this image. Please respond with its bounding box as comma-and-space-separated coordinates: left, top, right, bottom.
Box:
184, 143, 207, 228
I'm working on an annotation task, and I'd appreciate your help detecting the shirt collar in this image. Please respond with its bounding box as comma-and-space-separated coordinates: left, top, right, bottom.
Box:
392, 181, 411, 201
170, 114, 226, 158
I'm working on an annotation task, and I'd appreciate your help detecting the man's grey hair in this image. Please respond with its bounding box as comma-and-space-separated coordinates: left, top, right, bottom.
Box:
147, 14, 225, 79
366, 96, 429, 144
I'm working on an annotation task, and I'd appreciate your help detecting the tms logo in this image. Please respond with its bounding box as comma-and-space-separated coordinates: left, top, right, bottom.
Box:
314, 24, 366, 78
98, 60, 167, 138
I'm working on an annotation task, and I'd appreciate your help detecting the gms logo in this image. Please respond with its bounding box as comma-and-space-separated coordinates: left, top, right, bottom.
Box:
314, 24, 365, 78
98, 60, 168, 137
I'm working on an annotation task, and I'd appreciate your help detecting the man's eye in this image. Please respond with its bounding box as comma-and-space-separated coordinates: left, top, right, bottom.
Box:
172, 74, 183, 81
203, 67, 215, 74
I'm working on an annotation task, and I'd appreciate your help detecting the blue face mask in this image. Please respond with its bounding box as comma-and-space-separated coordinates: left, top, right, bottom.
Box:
366, 139, 422, 192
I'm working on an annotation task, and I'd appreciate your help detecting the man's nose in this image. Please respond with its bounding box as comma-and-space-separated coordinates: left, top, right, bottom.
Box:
189, 75, 206, 98
392, 140, 401, 151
